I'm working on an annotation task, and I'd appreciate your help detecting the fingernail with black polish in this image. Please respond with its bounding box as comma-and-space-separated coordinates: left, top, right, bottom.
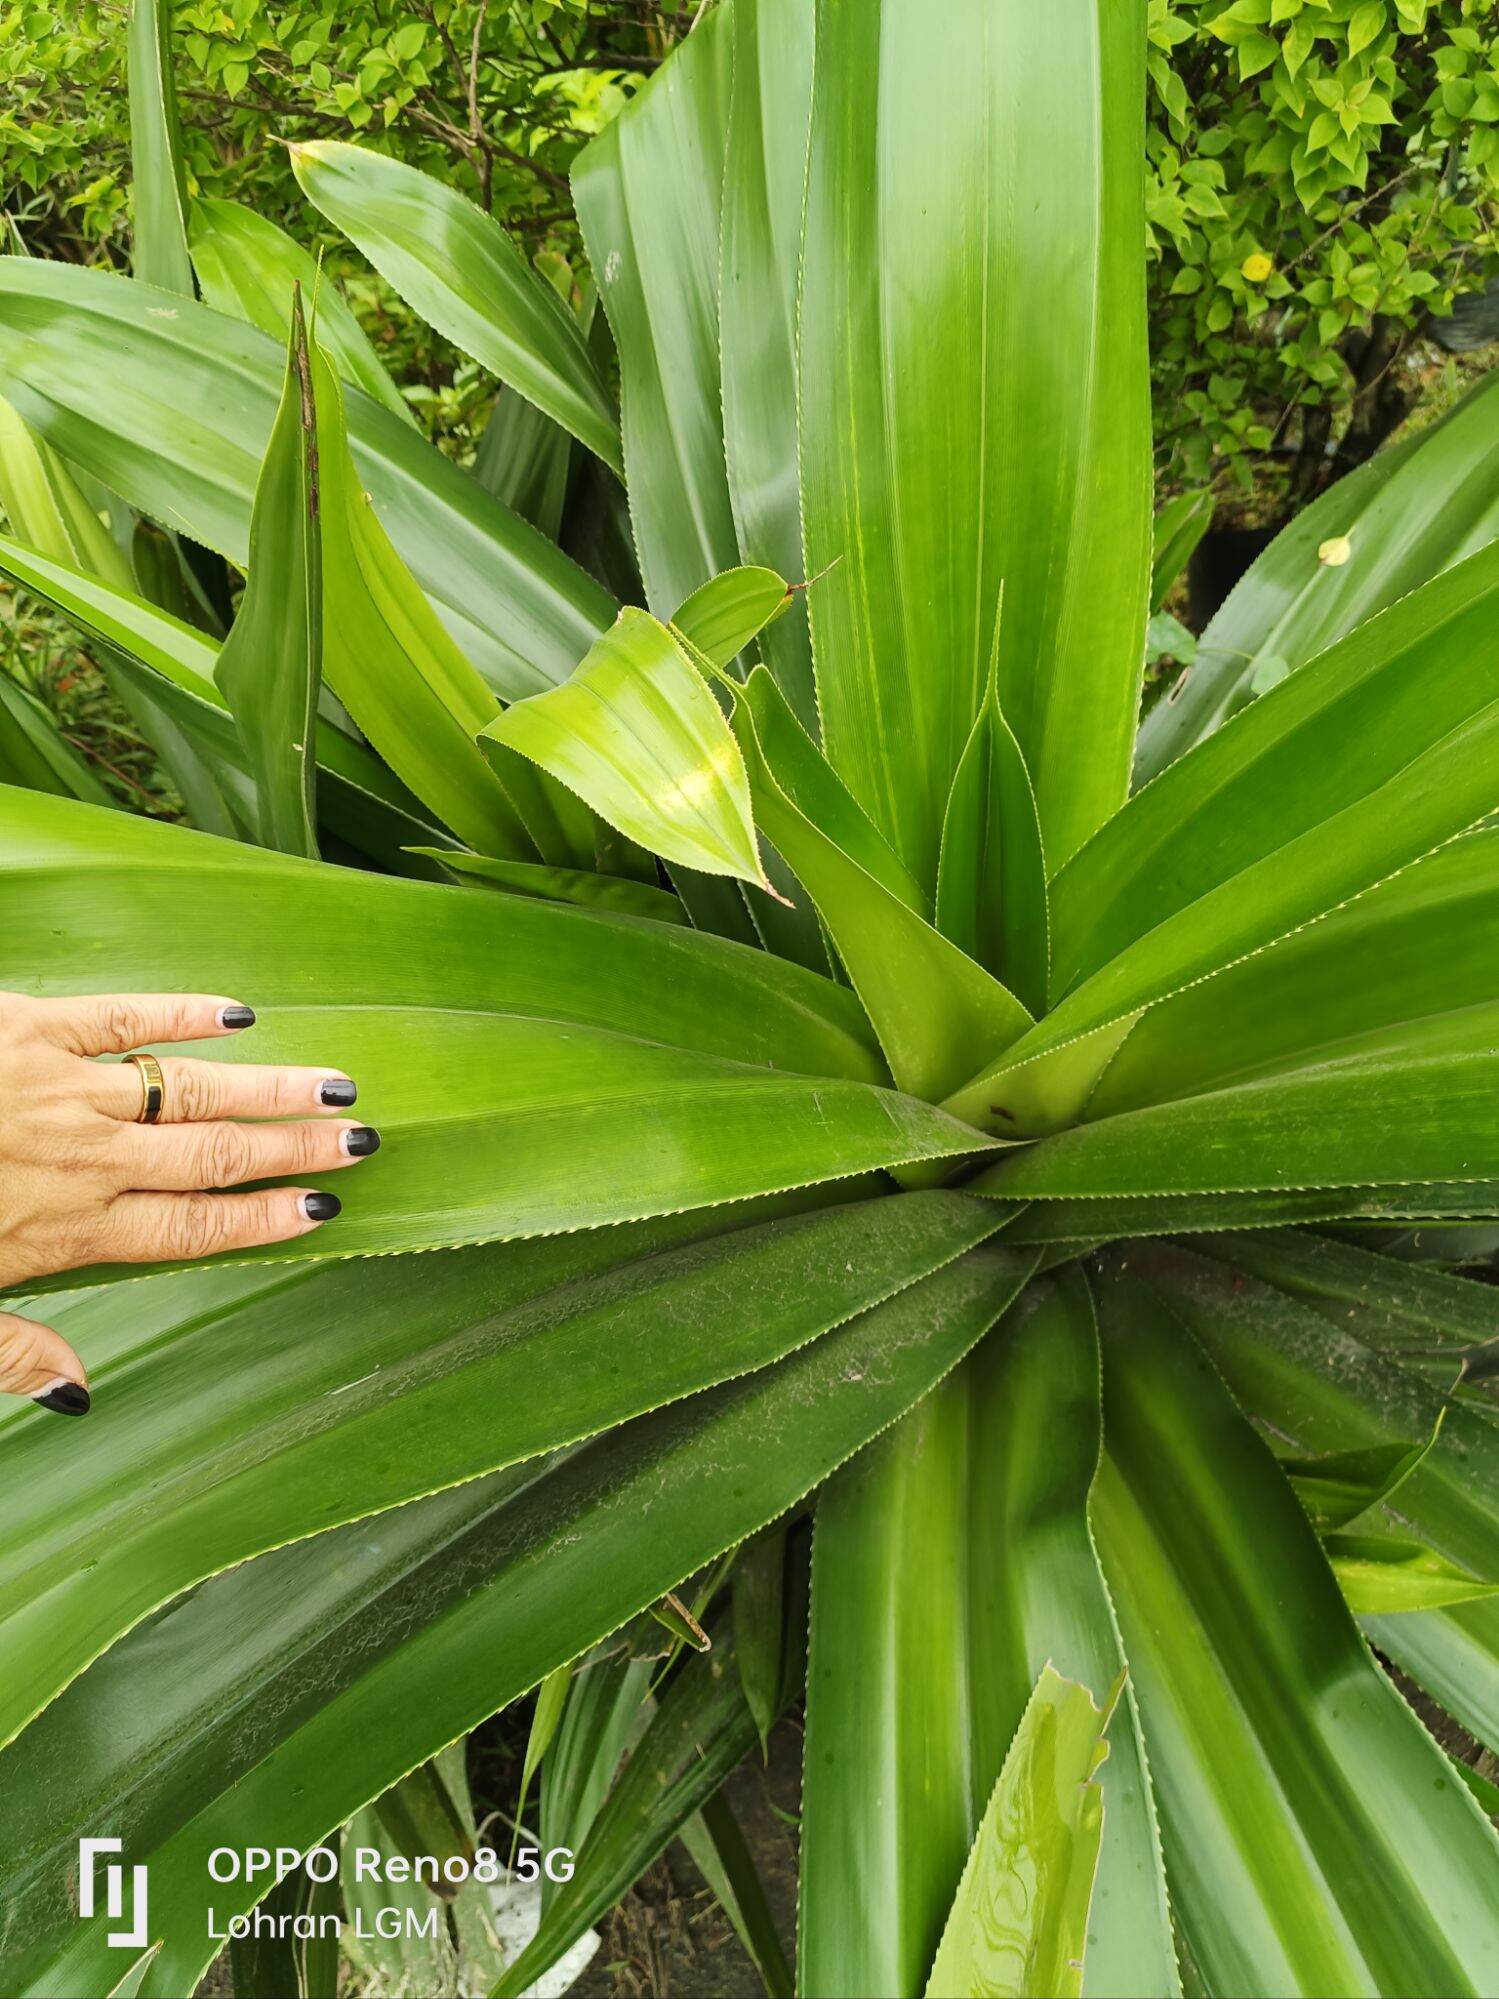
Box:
301, 1191, 342, 1222
319, 1077, 358, 1108
34, 1380, 90, 1417
218, 1004, 257, 1031
342, 1126, 381, 1158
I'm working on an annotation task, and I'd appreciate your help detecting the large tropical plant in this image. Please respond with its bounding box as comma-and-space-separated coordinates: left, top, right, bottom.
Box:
3, 2, 1499, 1995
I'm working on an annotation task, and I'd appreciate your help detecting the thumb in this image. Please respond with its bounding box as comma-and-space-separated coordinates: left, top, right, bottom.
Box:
0, 1310, 90, 1416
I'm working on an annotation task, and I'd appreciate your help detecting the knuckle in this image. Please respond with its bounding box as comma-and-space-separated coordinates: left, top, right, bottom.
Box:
285, 1122, 329, 1172
198, 1123, 254, 1189
102, 999, 150, 1052
248, 1191, 296, 1243
168, 1193, 234, 1260
171, 1064, 223, 1123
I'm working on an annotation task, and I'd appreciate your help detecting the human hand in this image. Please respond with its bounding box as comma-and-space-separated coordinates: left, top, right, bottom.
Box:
0, 990, 380, 1416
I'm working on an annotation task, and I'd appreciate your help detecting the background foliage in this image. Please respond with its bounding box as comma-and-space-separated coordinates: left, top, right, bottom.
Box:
0, 0, 650, 440
1, 1, 1495, 520
1147, 0, 1498, 512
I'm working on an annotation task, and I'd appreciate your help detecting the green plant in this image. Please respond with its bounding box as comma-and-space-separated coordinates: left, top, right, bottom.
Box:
2, 4, 1499, 1998
1147, 0, 1498, 507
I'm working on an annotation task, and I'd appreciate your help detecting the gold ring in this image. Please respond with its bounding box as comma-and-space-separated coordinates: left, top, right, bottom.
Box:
126, 1051, 166, 1125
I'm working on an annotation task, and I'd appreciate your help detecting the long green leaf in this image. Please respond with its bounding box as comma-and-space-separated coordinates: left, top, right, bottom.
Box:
719, 0, 816, 733
0, 1241, 1029, 1999
999, 1181, 1499, 1248
733, 1524, 789, 1755
1136, 369, 1499, 783
470, 250, 591, 537
1282, 1419, 1442, 1532
672, 563, 790, 672
188, 195, 413, 425
292, 139, 622, 475
954, 541, 1499, 1114
1091, 1265, 1499, 1998
986, 1001, 1499, 1200
126, 0, 192, 297
308, 339, 531, 854
0, 259, 614, 698
218, 289, 321, 857
542, 1653, 655, 1882
1152, 1234, 1499, 1757
1324, 1534, 1499, 1615
924, 1665, 1118, 1999
0, 1193, 1004, 1749
798, 0, 1151, 886
800, 1273, 1175, 1999
0, 391, 248, 830
373, 1760, 473, 1884
573, 9, 738, 616
1052, 541, 1499, 1008
1081, 829, 1499, 1124
1, 789, 1004, 1279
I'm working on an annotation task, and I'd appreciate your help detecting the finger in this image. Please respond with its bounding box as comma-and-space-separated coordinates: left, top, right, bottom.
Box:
87, 1057, 357, 1125
29, 992, 258, 1057
114, 1117, 380, 1192
100, 1186, 342, 1265
0, 1310, 90, 1415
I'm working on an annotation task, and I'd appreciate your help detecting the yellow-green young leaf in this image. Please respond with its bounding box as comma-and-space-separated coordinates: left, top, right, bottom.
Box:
1325, 1535, 1499, 1615
0, 394, 133, 589
924, 1665, 1120, 1999
218, 288, 321, 859
189, 198, 413, 427
481, 607, 769, 889
309, 342, 535, 859
408, 848, 687, 926
672, 564, 790, 669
